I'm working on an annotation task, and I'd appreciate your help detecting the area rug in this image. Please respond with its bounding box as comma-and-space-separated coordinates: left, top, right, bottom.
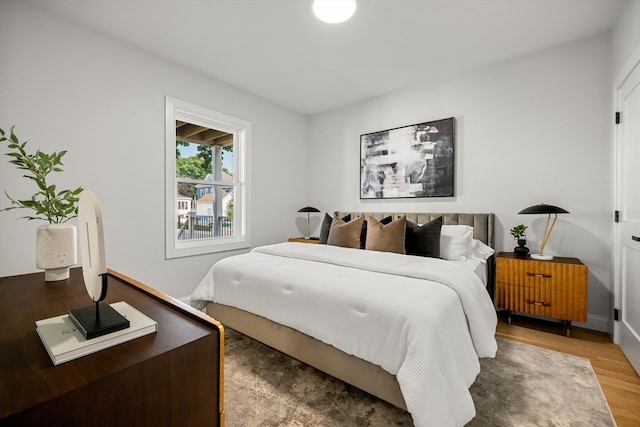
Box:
223, 328, 616, 426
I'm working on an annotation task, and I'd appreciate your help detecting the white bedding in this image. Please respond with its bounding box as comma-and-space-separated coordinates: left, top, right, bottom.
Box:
455, 257, 488, 286
191, 242, 497, 427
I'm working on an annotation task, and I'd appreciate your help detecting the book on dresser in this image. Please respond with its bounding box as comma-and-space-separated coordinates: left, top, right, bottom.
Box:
35, 301, 157, 365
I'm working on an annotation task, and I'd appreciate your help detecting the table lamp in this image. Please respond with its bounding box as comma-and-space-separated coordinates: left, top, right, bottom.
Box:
518, 203, 569, 260
297, 206, 320, 239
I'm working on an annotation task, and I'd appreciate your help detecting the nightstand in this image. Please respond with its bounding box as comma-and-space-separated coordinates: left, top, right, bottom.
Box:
288, 237, 319, 244
495, 252, 588, 337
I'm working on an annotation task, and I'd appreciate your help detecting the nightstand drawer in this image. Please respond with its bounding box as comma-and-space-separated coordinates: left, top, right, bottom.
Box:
496, 257, 587, 294
496, 282, 555, 317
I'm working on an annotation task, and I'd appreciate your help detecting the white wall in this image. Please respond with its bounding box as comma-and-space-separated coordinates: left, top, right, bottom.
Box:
611, 0, 640, 77
0, 1, 308, 297
308, 34, 612, 331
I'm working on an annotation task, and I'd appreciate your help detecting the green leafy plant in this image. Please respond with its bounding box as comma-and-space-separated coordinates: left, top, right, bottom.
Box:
510, 224, 527, 240
0, 126, 83, 223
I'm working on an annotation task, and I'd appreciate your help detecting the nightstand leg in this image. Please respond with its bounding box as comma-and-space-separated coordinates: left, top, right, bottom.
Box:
507, 311, 512, 326
565, 320, 572, 338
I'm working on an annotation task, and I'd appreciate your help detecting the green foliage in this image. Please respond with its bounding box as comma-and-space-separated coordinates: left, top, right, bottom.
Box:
175, 140, 212, 179
176, 155, 209, 180
510, 224, 528, 240
0, 126, 83, 224
177, 182, 195, 198
196, 143, 212, 168
176, 140, 233, 178
225, 196, 234, 218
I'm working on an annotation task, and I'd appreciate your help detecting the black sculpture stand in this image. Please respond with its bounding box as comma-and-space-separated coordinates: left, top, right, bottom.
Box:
68, 272, 129, 339
69, 301, 130, 340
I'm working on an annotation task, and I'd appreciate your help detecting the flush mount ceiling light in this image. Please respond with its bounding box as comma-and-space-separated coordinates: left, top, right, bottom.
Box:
313, 0, 357, 23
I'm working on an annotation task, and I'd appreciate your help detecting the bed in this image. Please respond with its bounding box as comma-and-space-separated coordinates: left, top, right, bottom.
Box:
191, 212, 498, 427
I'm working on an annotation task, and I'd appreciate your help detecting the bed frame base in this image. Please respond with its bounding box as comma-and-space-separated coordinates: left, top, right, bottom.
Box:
207, 303, 408, 411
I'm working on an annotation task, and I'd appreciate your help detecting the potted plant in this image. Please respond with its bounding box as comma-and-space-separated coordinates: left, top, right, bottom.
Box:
510, 224, 529, 256
1, 126, 83, 281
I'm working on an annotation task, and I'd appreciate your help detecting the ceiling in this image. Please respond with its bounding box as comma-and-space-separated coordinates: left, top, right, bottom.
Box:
32, 0, 627, 115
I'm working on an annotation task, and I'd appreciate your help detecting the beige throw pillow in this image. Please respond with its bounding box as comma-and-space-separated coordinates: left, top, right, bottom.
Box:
327, 215, 365, 249
365, 215, 406, 254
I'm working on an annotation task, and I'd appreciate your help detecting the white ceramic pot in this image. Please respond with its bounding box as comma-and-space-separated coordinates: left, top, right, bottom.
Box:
36, 223, 77, 281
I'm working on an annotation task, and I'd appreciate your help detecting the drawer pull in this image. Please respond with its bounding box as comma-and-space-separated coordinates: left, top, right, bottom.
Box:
526, 272, 552, 278
526, 300, 551, 307
633, 235, 640, 242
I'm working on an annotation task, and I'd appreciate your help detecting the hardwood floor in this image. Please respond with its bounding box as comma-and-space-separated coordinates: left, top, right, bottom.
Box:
496, 313, 640, 427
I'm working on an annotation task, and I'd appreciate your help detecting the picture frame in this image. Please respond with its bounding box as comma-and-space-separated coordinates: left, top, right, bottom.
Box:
360, 117, 455, 199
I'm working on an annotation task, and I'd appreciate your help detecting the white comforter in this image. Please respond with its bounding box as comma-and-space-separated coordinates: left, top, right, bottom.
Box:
191, 242, 497, 427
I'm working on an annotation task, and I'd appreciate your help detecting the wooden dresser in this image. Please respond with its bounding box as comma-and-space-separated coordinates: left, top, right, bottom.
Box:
0, 268, 223, 426
495, 252, 588, 337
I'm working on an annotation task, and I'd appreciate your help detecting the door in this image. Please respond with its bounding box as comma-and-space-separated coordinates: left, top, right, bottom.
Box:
614, 56, 640, 375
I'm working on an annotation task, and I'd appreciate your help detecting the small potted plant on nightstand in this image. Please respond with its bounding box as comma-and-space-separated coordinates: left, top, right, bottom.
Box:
1, 126, 83, 281
510, 224, 529, 256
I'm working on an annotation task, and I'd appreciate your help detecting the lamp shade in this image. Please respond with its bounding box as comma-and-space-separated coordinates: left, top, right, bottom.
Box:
297, 206, 320, 213
517, 203, 568, 260
518, 203, 569, 215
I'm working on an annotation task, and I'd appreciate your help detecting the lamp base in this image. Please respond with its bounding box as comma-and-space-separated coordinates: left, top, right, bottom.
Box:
531, 253, 553, 260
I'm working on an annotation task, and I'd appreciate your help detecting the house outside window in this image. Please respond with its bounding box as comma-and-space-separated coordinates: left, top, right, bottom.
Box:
165, 97, 251, 258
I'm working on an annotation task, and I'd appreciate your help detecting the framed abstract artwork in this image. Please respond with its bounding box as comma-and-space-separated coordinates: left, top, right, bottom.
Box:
360, 117, 455, 199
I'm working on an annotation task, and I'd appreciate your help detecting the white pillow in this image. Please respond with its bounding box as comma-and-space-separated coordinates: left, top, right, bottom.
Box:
469, 239, 495, 263
440, 225, 474, 260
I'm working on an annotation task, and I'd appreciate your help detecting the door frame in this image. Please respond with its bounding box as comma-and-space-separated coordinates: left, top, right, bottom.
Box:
613, 44, 640, 348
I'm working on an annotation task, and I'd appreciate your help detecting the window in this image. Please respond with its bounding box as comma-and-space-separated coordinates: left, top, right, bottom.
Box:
165, 97, 251, 258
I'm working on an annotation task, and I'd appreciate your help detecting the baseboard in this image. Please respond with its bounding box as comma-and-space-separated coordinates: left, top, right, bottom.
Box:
575, 314, 610, 334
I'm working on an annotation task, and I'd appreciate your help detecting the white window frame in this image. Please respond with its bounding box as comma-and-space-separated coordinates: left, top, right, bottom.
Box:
165, 96, 251, 259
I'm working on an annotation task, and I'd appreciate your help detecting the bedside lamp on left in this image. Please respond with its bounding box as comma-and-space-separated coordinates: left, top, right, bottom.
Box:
297, 206, 320, 239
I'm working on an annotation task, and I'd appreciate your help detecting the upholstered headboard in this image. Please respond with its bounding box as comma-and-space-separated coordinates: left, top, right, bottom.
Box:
335, 212, 495, 248
335, 211, 496, 298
